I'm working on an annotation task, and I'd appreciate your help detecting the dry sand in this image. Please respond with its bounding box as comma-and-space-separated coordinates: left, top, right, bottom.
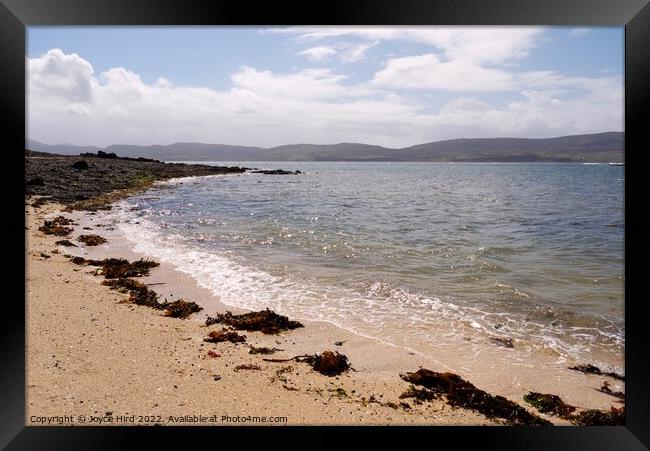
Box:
25, 200, 624, 426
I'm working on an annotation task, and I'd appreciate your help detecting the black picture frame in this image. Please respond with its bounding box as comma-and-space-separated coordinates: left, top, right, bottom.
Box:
2, 0, 649, 449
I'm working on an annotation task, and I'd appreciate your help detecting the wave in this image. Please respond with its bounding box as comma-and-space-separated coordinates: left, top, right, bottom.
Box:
110, 200, 623, 368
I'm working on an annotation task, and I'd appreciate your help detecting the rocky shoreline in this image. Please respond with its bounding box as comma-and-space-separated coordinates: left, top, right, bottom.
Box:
25, 149, 300, 209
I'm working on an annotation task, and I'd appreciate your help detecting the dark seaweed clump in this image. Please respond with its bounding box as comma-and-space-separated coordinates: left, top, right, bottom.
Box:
399, 384, 438, 403
301, 351, 350, 376
206, 309, 304, 334
77, 234, 108, 246
597, 381, 625, 400
39, 216, 74, 236
568, 364, 625, 381
102, 278, 202, 318
249, 346, 283, 355
490, 337, 514, 348
55, 239, 77, 247
163, 299, 203, 319
70, 256, 159, 278
264, 351, 351, 377
234, 364, 262, 372
571, 407, 625, 426
400, 369, 552, 426
204, 328, 247, 343
523, 392, 576, 418
523, 390, 624, 425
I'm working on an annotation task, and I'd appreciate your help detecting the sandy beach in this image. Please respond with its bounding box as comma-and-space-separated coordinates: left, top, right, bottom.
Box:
25, 193, 626, 426
26, 201, 498, 425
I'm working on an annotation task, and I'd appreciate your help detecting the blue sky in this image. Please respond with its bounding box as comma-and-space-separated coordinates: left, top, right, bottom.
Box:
27, 26, 623, 147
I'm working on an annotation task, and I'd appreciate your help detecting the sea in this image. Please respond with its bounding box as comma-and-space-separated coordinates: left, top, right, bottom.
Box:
107, 162, 625, 371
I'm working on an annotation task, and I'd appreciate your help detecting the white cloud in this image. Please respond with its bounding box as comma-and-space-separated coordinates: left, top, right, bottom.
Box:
340, 41, 378, 63
298, 46, 337, 61
271, 26, 543, 64
28, 48, 95, 102
569, 27, 591, 37
27, 47, 622, 148
372, 53, 516, 91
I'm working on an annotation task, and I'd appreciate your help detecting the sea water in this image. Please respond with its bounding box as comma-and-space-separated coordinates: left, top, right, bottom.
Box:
109, 162, 624, 370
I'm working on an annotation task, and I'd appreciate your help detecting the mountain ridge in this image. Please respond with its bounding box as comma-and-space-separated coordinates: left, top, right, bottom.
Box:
27, 131, 624, 163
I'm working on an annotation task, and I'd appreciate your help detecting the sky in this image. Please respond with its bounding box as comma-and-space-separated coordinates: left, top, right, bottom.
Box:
27, 26, 623, 148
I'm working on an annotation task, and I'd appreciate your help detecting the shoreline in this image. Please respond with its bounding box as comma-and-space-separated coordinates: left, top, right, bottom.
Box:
26, 201, 495, 425
26, 197, 625, 426
24, 153, 625, 426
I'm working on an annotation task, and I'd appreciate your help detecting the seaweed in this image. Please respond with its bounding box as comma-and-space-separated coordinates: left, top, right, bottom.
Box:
163, 299, 203, 319
597, 381, 625, 400
523, 392, 576, 418
302, 351, 351, 376
234, 364, 262, 372
490, 337, 514, 348
270, 366, 294, 384
570, 406, 625, 426
39, 217, 74, 236
205, 309, 304, 334
400, 369, 552, 426
77, 234, 108, 246
70, 257, 159, 278
55, 239, 77, 247
128, 285, 166, 309
204, 328, 247, 343
70, 256, 87, 265
249, 346, 283, 355
399, 384, 439, 402
568, 364, 625, 381
264, 351, 351, 377
333, 387, 348, 398
102, 277, 146, 292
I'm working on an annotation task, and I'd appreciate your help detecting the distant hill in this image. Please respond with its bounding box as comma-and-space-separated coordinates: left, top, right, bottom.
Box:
27, 132, 624, 163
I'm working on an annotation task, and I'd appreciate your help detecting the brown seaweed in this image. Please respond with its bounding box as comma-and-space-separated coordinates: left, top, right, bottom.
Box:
597, 381, 625, 400
205, 309, 304, 334
102, 277, 146, 292
77, 234, 108, 246
570, 406, 625, 426
399, 384, 438, 402
128, 285, 166, 309
39, 217, 74, 236
249, 346, 283, 355
302, 351, 350, 376
400, 369, 552, 426
163, 299, 203, 319
55, 239, 77, 247
568, 364, 625, 381
234, 364, 262, 372
523, 392, 576, 418
204, 328, 247, 343
490, 337, 514, 348
69, 257, 159, 278
264, 351, 351, 377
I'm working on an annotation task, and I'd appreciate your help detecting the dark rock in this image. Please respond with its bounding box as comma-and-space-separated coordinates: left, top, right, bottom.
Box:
251, 169, 301, 175
72, 160, 89, 170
